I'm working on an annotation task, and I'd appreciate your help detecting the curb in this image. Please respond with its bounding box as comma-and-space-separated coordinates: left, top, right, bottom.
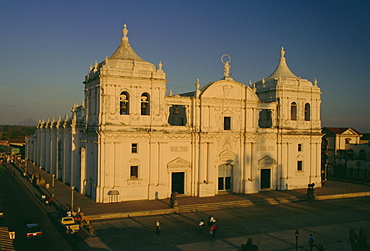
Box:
316, 192, 370, 201
89, 208, 176, 221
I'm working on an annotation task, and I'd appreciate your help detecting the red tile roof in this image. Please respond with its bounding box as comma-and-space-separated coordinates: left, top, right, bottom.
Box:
324, 127, 361, 135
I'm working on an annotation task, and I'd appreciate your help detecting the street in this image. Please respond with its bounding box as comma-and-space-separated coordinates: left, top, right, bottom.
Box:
81, 197, 370, 250
0, 165, 75, 251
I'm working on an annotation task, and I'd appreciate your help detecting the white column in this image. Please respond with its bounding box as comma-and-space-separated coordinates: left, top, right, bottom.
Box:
39, 126, 45, 168
198, 142, 205, 183
80, 147, 86, 194
50, 128, 56, 175
45, 127, 51, 172
207, 142, 212, 183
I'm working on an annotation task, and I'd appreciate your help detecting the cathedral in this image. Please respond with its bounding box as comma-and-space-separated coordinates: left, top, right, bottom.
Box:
26, 25, 322, 203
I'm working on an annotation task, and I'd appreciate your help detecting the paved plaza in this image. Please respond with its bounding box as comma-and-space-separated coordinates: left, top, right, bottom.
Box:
6, 160, 370, 250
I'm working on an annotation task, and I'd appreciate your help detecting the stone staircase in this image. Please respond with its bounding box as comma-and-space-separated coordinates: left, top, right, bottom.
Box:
178, 196, 302, 213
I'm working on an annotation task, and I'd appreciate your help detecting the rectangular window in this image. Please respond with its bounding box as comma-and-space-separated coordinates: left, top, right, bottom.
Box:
130, 166, 138, 178
131, 143, 138, 153
298, 144, 302, 152
297, 161, 303, 171
224, 117, 231, 130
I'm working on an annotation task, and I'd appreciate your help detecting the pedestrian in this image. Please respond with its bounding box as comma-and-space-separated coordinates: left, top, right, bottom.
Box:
308, 234, 315, 251
155, 220, 160, 234
198, 219, 205, 233
41, 194, 46, 203
208, 215, 216, 226
48, 197, 53, 206
67, 209, 72, 217
209, 224, 216, 238
241, 238, 259, 251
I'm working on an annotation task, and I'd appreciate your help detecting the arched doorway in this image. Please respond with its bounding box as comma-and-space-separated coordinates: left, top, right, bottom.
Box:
218, 163, 233, 191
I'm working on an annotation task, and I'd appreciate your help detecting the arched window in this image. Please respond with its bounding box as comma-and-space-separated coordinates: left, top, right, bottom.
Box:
291, 102, 297, 121
218, 163, 233, 191
120, 91, 130, 115
359, 150, 366, 161
141, 93, 150, 115
304, 103, 311, 121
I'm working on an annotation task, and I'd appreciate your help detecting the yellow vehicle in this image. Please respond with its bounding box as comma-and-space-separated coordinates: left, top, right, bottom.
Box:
59, 217, 80, 234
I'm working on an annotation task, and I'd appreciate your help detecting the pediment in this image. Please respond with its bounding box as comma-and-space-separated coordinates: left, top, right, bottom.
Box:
129, 158, 140, 165
167, 157, 190, 168
219, 150, 235, 159
297, 154, 304, 159
218, 150, 236, 165
258, 155, 276, 167
201, 80, 245, 99
342, 128, 360, 136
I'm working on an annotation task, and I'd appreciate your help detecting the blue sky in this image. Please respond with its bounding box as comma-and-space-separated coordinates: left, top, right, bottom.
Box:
1, 1, 370, 132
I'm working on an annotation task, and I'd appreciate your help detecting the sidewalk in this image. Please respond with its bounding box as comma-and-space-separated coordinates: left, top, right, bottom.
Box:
8, 160, 370, 221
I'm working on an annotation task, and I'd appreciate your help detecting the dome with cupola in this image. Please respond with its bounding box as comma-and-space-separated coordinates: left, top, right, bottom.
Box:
85, 25, 165, 82
255, 47, 314, 89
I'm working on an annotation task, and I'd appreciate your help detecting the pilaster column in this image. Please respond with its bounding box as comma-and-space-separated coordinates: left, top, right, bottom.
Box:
45, 126, 51, 172
198, 142, 206, 183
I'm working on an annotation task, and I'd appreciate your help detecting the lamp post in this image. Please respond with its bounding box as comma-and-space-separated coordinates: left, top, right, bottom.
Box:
295, 229, 300, 251
71, 186, 75, 211
51, 174, 55, 197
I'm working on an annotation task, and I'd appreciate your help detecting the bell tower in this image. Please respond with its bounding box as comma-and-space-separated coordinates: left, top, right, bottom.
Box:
255, 47, 321, 131
83, 25, 168, 128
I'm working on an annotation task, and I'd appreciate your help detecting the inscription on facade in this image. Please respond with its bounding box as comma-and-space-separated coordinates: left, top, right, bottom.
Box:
260, 145, 275, 151
170, 146, 188, 152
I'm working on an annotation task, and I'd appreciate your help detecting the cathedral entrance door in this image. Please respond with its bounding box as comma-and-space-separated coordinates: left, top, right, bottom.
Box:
260, 169, 271, 189
218, 164, 233, 191
172, 172, 184, 194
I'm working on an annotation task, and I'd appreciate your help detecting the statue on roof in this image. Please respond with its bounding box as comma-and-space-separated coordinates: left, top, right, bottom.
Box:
221, 54, 231, 78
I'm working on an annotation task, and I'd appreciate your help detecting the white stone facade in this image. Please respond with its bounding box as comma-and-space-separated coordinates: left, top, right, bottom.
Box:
26, 25, 322, 203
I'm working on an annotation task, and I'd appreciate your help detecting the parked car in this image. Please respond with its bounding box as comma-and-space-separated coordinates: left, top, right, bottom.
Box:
59, 217, 80, 234
26, 223, 42, 238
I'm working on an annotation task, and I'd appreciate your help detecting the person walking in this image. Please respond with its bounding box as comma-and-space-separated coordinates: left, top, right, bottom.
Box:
209, 224, 216, 238
47, 197, 53, 206
208, 215, 216, 226
241, 238, 259, 251
198, 219, 205, 233
308, 234, 315, 251
41, 194, 46, 204
155, 220, 161, 234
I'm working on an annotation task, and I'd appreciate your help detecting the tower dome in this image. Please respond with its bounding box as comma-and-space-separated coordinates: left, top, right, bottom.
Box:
266, 47, 298, 80
109, 24, 145, 62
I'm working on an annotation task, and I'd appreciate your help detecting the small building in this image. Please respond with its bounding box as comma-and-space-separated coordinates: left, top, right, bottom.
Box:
322, 127, 370, 181
27, 25, 322, 203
